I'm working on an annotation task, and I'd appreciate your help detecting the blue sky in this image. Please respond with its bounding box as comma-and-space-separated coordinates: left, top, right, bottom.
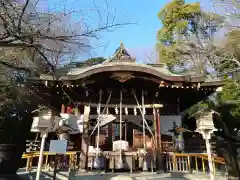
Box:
90, 0, 168, 58
84, 0, 174, 59
48, 0, 211, 61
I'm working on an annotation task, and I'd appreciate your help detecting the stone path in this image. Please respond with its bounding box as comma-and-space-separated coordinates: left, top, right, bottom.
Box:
17, 168, 227, 180
17, 168, 69, 180
72, 172, 227, 180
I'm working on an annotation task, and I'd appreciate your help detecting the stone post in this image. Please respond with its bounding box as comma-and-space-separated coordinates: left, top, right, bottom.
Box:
197, 129, 215, 180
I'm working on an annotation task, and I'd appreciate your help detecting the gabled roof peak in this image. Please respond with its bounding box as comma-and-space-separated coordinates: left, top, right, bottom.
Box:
110, 41, 136, 62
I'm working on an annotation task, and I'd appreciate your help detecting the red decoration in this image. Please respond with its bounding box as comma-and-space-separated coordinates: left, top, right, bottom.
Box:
67, 106, 73, 114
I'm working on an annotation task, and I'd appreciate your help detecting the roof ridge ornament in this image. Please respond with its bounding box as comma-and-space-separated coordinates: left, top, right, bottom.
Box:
110, 41, 136, 62
117, 40, 124, 59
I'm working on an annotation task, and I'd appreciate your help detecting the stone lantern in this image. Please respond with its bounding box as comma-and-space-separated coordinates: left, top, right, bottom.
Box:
31, 108, 55, 180
194, 109, 217, 180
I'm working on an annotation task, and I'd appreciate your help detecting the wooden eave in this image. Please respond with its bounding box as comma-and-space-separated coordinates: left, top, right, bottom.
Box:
200, 80, 226, 87
27, 62, 208, 85
25, 42, 228, 88
58, 62, 205, 82
25, 62, 225, 89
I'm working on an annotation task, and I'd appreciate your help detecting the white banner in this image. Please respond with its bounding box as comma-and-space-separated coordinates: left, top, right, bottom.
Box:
76, 114, 83, 133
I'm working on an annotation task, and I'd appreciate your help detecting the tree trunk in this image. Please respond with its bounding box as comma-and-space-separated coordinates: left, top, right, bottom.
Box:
217, 139, 240, 180
79, 105, 90, 171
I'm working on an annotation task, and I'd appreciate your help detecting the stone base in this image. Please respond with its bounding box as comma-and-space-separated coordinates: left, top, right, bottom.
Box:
110, 175, 133, 180
78, 168, 87, 173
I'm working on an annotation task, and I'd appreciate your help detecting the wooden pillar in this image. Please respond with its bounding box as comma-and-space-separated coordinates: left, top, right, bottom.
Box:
107, 123, 112, 150
79, 105, 90, 171
154, 108, 163, 171
125, 122, 127, 141
133, 128, 135, 149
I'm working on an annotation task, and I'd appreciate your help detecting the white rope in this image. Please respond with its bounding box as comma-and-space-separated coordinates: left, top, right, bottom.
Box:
96, 89, 102, 157
142, 90, 146, 150
119, 89, 123, 167
90, 91, 112, 136
132, 90, 155, 144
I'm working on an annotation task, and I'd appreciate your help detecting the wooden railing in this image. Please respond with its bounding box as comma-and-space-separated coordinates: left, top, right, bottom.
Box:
164, 152, 226, 175
161, 140, 217, 153
22, 151, 226, 175
22, 152, 78, 172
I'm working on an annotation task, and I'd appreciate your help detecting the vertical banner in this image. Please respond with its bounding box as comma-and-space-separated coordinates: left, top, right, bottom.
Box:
76, 114, 83, 133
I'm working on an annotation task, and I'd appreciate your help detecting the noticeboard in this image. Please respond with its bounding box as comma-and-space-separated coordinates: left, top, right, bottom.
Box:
49, 140, 68, 154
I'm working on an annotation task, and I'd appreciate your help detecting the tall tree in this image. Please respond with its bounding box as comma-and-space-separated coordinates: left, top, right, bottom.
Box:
157, 0, 224, 75
212, 0, 240, 19
158, 1, 240, 178
211, 0, 240, 71
0, 0, 132, 174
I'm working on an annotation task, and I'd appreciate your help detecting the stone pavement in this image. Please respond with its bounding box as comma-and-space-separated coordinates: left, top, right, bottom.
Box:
17, 168, 227, 180
72, 172, 227, 180
17, 168, 69, 180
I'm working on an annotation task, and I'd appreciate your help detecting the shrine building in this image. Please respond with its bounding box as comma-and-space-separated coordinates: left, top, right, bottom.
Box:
28, 42, 225, 171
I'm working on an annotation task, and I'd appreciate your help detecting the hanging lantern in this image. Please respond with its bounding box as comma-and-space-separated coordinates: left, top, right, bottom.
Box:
125, 107, 128, 115
97, 104, 100, 114
155, 92, 159, 97
115, 106, 118, 115
85, 90, 89, 97
134, 107, 137, 115
143, 107, 146, 115
197, 83, 201, 89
